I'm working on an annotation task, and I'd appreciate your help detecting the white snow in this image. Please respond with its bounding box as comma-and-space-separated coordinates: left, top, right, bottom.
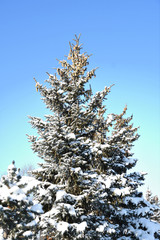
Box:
76, 221, 87, 232
100, 143, 110, 149
112, 187, 130, 196
57, 221, 69, 233
106, 114, 114, 124
67, 133, 76, 139
0, 229, 4, 240
23, 231, 33, 237
68, 204, 76, 216
56, 190, 67, 202
26, 220, 37, 227
98, 175, 112, 189
7, 162, 16, 171
107, 228, 116, 234
57, 89, 64, 94
31, 203, 43, 214
96, 222, 108, 232
138, 218, 160, 238
71, 167, 82, 174
124, 196, 142, 205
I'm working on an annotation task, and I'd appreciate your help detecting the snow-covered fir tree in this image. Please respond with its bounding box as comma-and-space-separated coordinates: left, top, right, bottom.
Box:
146, 188, 160, 224
0, 161, 43, 240
28, 35, 160, 239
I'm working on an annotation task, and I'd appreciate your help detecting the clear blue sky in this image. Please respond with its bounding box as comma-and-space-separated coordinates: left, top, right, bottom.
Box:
0, 0, 160, 197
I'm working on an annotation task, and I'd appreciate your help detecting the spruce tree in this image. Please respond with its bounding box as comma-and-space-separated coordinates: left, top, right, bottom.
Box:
0, 161, 42, 239
28, 35, 160, 239
146, 188, 160, 224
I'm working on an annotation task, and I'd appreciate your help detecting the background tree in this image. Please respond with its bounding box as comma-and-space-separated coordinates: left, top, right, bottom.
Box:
28, 35, 160, 239
20, 163, 35, 176
0, 161, 42, 239
146, 188, 160, 224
